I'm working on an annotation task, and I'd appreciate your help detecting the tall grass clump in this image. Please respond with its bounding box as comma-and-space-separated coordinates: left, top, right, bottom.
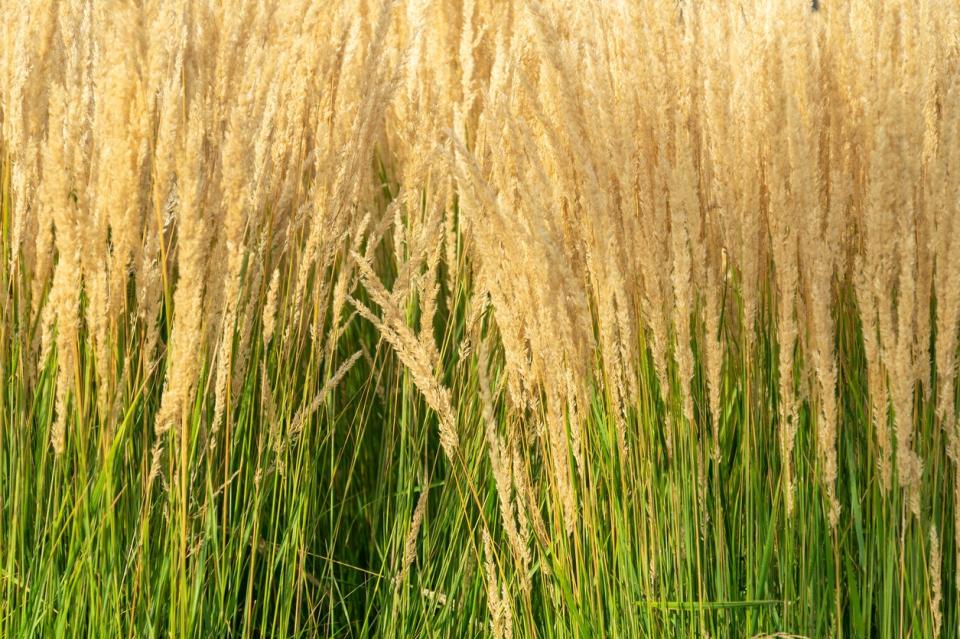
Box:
1, 0, 959, 637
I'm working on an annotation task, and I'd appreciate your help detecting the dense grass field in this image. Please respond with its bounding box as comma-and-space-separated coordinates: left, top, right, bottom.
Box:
2, 0, 960, 637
